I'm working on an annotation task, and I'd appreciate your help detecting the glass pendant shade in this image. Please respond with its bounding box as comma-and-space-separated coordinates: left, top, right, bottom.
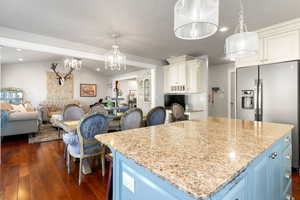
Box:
224, 0, 259, 60
104, 45, 126, 71
225, 32, 258, 59
174, 0, 219, 40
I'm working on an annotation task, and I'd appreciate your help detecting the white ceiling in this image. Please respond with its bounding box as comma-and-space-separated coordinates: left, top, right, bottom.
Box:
1, 46, 62, 64
1, 46, 143, 76
0, 0, 299, 64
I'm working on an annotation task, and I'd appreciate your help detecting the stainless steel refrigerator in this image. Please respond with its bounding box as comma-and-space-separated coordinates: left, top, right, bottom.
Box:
236, 61, 299, 169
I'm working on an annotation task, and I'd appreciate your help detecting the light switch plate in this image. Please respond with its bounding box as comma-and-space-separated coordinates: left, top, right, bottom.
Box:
123, 172, 135, 193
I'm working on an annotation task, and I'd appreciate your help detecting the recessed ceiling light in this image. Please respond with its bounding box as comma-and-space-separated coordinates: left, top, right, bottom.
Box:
16, 48, 22, 52
219, 26, 229, 32
96, 68, 100, 72
18, 58, 23, 62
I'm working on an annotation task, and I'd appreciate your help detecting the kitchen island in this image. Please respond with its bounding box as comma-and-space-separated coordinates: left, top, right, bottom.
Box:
95, 117, 294, 200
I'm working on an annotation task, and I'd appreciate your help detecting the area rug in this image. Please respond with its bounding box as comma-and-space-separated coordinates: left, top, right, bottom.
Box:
28, 123, 62, 144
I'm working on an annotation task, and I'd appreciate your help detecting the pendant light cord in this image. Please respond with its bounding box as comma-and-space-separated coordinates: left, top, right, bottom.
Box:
237, 0, 248, 33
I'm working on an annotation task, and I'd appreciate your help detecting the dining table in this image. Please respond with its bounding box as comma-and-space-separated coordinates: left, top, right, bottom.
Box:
52, 112, 148, 136
52, 114, 122, 134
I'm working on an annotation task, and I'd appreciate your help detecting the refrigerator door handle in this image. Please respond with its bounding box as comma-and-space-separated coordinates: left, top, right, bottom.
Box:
254, 79, 258, 121
254, 79, 263, 121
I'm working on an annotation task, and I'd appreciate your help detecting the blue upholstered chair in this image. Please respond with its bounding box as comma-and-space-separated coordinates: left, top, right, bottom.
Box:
63, 104, 85, 121
146, 106, 166, 126
120, 108, 143, 130
66, 113, 109, 184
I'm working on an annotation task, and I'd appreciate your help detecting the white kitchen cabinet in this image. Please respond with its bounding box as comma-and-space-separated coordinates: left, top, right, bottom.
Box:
163, 59, 203, 94
262, 30, 300, 64
235, 19, 300, 68
168, 64, 178, 86
177, 62, 186, 86
186, 60, 203, 93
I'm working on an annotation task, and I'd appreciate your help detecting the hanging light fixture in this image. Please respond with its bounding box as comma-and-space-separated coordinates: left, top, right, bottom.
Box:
174, 0, 219, 40
225, 0, 258, 60
64, 58, 82, 71
104, 34, 126, 71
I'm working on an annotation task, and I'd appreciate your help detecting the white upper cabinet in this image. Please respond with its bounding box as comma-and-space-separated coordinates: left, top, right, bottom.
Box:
262, 30, 300, 64
177, 63, 186, 86
186, 59, 204, 93
236, 18, 300, 68
163, 59, 203, 94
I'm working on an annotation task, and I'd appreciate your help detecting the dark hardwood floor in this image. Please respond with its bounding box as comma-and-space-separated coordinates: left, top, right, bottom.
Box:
293, 173, 300, 200
1, 135, 300, 200
0, 135, 108, 200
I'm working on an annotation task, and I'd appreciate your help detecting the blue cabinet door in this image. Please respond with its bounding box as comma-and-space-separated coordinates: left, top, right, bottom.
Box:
252, 155, 269, 200
268, 144, 283, 200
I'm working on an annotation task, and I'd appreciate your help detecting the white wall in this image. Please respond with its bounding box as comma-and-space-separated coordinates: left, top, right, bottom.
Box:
118, 78, 137, 101
1, 61, 109, 106
208, 63, 235, 117
152, 67, 164, 107
111, 67, 163, 113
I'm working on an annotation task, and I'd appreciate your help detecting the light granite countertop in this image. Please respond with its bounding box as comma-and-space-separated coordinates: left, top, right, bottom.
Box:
95, 117, 294, 199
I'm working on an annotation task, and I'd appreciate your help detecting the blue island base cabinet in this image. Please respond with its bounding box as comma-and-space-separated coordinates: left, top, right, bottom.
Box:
114, 152, 195, 200
112, 132, 293, 200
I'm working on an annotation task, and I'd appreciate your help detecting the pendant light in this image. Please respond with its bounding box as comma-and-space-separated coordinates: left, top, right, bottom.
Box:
104, 34, 126, 71
225, 0, 258, 59
174, 0, 219, 40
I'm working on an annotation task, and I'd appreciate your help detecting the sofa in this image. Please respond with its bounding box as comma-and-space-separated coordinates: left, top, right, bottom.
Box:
39, 100, 91, 122
1, 102, 41, 137
2, 111, 40, 136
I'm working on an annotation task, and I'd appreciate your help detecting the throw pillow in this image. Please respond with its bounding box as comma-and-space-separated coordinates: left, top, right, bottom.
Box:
11, 104, 27, 112
24, 103, 35, 112
0, 101, 13, 111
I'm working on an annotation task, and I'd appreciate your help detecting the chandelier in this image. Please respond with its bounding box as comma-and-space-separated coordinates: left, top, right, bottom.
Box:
64, 58, 82, 71
104, 34, 126, 71
225, 0, 258, 59
174, 0, 219, 40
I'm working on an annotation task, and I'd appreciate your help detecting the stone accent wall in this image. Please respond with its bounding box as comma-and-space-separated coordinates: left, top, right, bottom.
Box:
47, 72, 73, 101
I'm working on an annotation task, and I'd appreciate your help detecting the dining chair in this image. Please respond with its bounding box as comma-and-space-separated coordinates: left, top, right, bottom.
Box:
171, 103, 188, 122
105, 108, 143, 200
63, 104, 85, 121
90, 104, 108, 115
62, 104, 85, 158
120, 108, 143, 130
66, 113, 109, 184
145, 106, 166, 126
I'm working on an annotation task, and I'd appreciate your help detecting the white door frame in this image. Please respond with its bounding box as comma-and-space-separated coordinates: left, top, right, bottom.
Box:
228, 68, 237, 118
